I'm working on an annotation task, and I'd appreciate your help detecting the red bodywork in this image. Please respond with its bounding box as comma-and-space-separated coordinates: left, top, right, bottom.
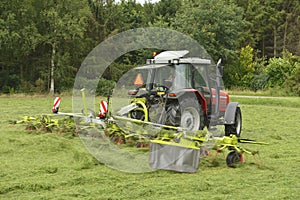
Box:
210, 88, 230, 112
169, 88, 230, 116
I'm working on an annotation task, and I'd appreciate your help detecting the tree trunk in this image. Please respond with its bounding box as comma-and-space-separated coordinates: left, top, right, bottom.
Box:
49, 42, 56, 95
262, 37, 265, 58
283, 16, 288, 53
273, 26, 277, 57
20, 64, 23, 82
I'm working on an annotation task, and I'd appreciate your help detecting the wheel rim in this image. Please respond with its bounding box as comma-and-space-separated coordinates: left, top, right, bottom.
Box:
181, 107, 200, 131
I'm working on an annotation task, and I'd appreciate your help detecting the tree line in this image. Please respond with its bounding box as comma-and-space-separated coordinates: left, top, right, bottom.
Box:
0, 0, 299, 95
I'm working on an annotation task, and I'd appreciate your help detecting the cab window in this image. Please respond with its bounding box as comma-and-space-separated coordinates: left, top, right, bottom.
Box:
193, 65, 208, 89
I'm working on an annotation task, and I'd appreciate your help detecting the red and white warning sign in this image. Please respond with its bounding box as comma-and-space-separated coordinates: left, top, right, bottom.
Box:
52, 97, 61, 113
99, 100, 108, 119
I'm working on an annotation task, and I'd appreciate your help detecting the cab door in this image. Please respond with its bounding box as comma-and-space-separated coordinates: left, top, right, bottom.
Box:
192, 65, 212, 114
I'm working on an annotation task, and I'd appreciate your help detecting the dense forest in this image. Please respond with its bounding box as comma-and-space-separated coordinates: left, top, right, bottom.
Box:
1, 0, 300, 95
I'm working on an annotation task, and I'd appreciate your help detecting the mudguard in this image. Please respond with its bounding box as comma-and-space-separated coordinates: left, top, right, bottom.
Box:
224, 102, 239, 125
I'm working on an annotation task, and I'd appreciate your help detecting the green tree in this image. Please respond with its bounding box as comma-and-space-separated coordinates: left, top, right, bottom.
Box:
38, 0, 91, 94
264, 52, 298, 88
152, 0, 181, 26
285, 64, 300, 96
238, 45, 255, 87
0, 0, 92, 94
0, 0, 41, 93
226, 45, 256, 88
171, 0, 245, 62
236, 0, 300, 58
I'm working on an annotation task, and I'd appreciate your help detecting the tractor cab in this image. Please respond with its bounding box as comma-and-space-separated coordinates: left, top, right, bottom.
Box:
128, 51, 217, 114
131, 61, 210, 94
123, 50, 241, 136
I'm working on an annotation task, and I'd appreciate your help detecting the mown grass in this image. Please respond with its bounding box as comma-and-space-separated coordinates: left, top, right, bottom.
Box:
0, 96, 300, 199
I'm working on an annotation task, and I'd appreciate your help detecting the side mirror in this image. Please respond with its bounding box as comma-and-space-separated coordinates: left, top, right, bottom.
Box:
216, 58, 222, 66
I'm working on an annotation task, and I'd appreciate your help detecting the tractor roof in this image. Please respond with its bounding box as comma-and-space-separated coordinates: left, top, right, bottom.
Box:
135, 64, 166, 70
146, 50, 211, 65
154, 50, 189, 60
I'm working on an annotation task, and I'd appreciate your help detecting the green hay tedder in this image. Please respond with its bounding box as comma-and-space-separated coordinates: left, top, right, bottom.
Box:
15, 51, 268, 173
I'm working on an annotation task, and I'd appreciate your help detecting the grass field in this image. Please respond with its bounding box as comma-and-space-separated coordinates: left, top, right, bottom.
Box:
0, 95, 300, 199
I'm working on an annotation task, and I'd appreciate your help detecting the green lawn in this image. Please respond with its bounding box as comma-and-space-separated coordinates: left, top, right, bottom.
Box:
0, 95, 300, 199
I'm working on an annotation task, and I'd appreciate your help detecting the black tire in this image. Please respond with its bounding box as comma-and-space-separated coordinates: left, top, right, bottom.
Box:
226, 151, 241, 167
225, 107, 242, 137
130, 110, 145, 121
164, 97, 204, 131
164, 103, 180, 127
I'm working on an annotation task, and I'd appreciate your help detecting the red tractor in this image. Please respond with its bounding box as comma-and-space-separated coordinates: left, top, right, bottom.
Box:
123, 50, 242, 137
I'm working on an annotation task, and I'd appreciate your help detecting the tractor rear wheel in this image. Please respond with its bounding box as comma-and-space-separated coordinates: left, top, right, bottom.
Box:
180, 98, 204, 131
164, 98, 204, 131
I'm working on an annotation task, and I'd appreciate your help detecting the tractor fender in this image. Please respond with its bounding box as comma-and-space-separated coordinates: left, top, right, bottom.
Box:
224, 102, 239, 125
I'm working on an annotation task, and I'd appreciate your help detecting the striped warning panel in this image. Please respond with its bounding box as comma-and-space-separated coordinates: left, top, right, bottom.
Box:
52, 97, 61, 113
99, 101, 108, 118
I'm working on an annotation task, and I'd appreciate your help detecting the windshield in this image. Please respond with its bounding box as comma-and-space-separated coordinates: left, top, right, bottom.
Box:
128, 65, 175, 90
173, 64, 192, 89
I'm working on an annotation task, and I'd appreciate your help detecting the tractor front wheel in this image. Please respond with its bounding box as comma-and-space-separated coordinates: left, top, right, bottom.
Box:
130, 110, 145, 121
